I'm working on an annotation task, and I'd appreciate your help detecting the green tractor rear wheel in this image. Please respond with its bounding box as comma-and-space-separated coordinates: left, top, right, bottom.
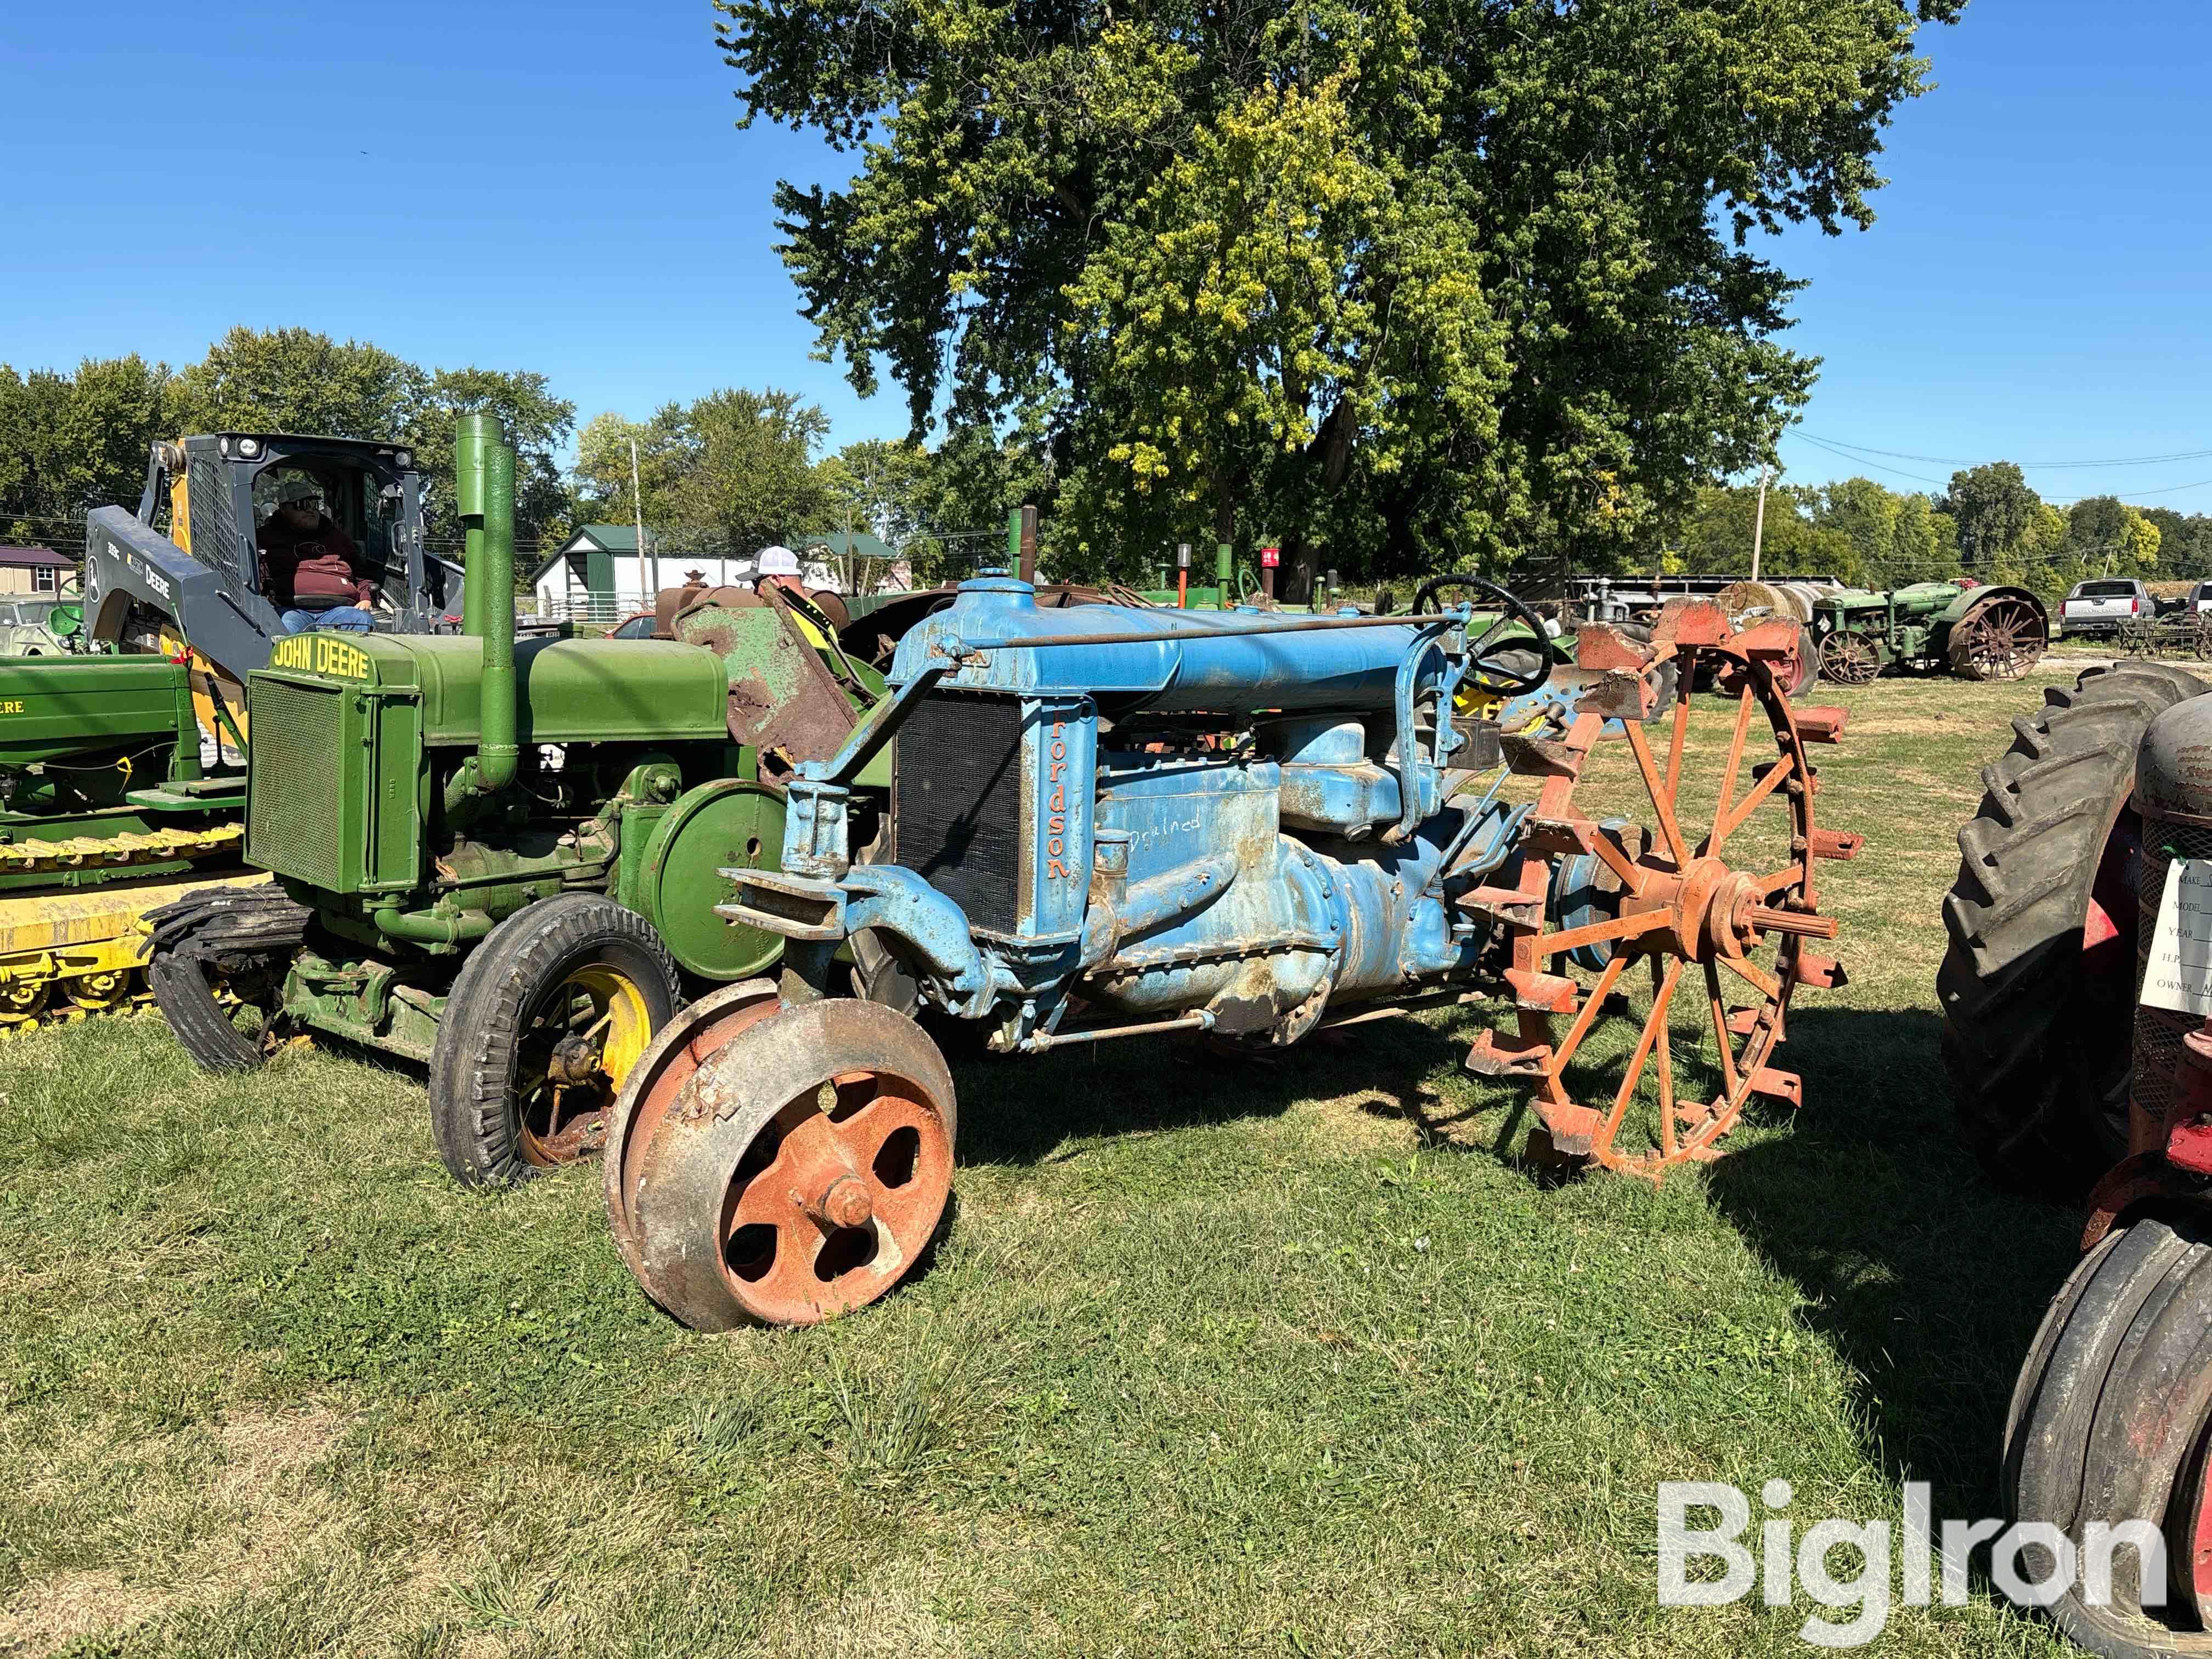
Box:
429, 894, 685, 1188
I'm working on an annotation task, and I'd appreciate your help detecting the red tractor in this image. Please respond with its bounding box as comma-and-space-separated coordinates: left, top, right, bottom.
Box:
1944, 662, 2212, 1652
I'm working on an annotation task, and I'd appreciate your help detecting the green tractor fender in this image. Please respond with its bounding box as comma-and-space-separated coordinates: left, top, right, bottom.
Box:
1930, 583, 2047, 644
1934, 583, 2040, 627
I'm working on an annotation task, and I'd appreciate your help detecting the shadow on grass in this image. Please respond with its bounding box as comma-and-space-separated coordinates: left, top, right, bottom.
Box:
946, 1014, 1480, 1167
1705, 1003, 2084, 1523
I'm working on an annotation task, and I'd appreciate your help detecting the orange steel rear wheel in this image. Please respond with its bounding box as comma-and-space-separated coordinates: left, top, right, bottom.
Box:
1473, 608, 1858, 1181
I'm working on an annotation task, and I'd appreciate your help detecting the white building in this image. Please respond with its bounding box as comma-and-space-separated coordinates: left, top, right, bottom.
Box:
528, 526, 878, 623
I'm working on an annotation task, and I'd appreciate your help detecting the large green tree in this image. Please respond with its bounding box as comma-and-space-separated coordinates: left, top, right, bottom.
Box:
2068, 494, 2162, 576
573, 389, 834, 556
1939, 461, 2042, 569
2145, 507, 2212, 578
170, 326, 421, 442
723, 0, 1962, 592
1674, 483, 1858, 582
0, 355, 172, 546
171, 330, 577, 545
404, 368, 577, 548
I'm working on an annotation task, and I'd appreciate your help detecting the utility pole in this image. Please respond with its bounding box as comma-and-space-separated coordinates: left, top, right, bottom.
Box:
630, 436, 655, 605
1750, 461, 1773, 582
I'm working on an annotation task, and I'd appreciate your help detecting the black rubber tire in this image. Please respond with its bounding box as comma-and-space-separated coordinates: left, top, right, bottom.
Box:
146, 885, 311, 1073
2005, 1214, 2212, 1655
1941, 664, 2208, 1198
428, 895, 684, 1189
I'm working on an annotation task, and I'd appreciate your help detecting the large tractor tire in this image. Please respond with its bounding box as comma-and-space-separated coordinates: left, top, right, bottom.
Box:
1940, 663, 2208, 1197
2004, 1213, 2212, 1654
146, 885, 312, 1071
428, 894, 684, 1188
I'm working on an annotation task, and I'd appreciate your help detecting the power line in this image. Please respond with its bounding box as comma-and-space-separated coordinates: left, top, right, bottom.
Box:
1805, 433, 2212, 470
1789, 434, 1951, 488
1787, 436, 2212, 507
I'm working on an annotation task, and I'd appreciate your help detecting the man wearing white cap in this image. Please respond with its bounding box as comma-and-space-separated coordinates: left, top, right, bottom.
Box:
752, 544, 836, 650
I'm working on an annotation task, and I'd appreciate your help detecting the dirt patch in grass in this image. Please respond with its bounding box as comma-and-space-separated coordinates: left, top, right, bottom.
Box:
211, 1403, 349, 1497
0, 1406, 356, 1657
0, 1567, 166, 1657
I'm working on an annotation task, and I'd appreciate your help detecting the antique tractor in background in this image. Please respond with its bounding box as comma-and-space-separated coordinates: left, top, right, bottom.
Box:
602, 577, 1860, 1329
150, 416, 888, 1188
1810, 579, 2047, 686
1943, 662, 2212, 1654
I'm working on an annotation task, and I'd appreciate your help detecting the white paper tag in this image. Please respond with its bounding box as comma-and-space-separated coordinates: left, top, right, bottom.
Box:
2141, 857, 2212, 1015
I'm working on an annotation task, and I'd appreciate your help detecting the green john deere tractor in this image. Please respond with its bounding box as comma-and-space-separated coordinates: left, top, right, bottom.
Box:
1809, 579, 2048, 686
149, 415, 889, 1187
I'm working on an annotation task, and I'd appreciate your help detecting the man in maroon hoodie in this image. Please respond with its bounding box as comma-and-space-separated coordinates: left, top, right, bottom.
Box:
259, 475, 375, 632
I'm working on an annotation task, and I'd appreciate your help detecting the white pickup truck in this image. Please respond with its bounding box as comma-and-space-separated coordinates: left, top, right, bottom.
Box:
2060, 578, 2153, 639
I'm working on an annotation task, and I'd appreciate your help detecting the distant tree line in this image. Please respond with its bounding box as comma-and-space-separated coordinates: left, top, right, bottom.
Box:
0, 329, 577, 559
13, 328, 2203, 610
0, 329, 983, 586
1667, 460, 2208, 605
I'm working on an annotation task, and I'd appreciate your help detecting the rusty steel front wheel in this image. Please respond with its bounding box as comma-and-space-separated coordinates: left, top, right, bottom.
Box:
605, 996, 956, 1329
1816, 629, 1880, 686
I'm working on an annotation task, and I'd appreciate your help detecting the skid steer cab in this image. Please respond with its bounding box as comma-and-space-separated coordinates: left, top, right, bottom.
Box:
81, 432, 452, 674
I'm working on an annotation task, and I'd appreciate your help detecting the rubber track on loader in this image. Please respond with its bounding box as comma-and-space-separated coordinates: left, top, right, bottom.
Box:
0, 821, 242, 874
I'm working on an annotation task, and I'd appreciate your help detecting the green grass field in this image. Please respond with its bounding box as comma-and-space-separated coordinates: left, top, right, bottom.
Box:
0, 667, 2128, 1657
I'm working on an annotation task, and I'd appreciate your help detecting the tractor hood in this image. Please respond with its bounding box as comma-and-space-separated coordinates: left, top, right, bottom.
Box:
261, 632, 728, 746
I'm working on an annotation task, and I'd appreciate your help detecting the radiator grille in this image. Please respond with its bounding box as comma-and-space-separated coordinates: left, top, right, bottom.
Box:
2134, 816, 2212, 1130
893, 692, 1024, 935
246, 676, 348, 888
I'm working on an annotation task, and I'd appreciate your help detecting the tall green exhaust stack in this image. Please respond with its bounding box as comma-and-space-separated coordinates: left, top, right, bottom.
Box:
458, 418, 490, 639
449, 414, 518, 807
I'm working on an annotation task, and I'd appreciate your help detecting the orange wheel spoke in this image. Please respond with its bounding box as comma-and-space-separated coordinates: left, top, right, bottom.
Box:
1704, 961, 1742, 1098
1545, 955, 1629, 1077
1538, 909, 1672, 960
1593, 958, 1681, 1156
1662, 677, 1692, 808
1587, 824, 1649, 896
1720, 952, 1782, 1003
1707, 687, 1756, 850
1625, 720, 1690, 868
1652, 959, 1678, 1161
1713, 753, 1793, 853
1758, 866, 1804, 898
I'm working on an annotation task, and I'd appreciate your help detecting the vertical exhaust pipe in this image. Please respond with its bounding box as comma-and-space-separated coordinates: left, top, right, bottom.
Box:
458, 416, 489, 639
450, 414, 518, 804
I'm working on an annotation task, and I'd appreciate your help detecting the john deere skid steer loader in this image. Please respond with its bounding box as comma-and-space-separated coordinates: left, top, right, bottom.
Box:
0, 431, 454, 1033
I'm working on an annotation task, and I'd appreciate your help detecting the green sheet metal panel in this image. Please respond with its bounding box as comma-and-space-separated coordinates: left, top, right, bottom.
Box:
258, 634, 729, 747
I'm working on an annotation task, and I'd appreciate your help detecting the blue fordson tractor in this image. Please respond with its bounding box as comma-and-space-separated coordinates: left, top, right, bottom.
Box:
602, 576, 1861, 1328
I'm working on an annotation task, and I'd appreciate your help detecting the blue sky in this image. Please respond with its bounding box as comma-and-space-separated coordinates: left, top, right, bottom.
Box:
3, 1, 2207, 508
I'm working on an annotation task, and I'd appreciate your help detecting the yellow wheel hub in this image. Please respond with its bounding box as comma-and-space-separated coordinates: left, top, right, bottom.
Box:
516, 963, 654, 1167
568, 965, 651, 1087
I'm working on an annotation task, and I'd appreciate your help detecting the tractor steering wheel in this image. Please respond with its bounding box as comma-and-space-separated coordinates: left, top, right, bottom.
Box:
1408, 573, 1555, 697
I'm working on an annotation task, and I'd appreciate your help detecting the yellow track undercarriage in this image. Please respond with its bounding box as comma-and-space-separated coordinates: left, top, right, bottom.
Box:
0, 821, 243, 877
0, 870, 269, 1037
